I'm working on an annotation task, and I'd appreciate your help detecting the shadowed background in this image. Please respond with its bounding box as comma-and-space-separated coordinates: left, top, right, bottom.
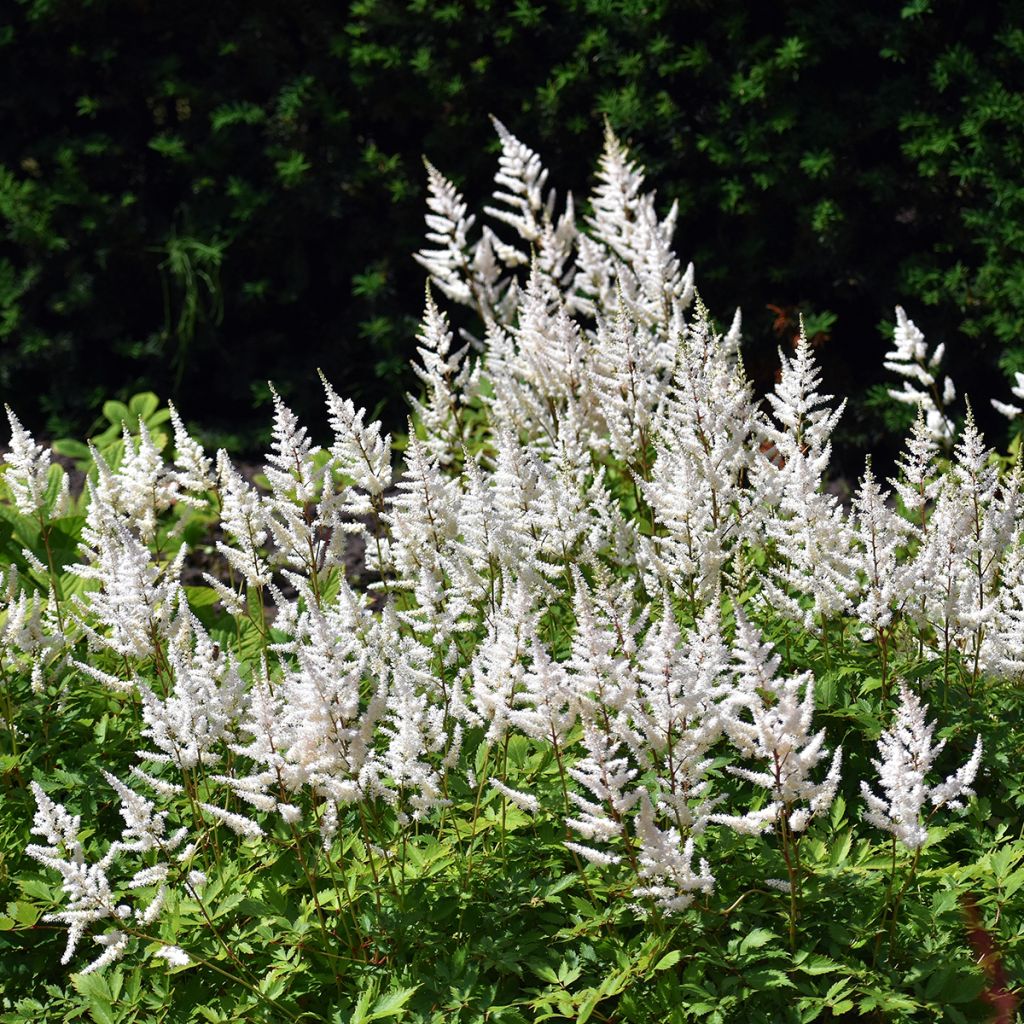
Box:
2, 0, 1023, 470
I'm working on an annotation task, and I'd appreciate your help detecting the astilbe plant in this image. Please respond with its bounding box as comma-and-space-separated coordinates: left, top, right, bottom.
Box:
1, 122, 1020, 1022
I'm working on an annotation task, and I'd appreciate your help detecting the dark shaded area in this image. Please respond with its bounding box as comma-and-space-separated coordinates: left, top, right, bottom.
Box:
2, 0, 1023, 471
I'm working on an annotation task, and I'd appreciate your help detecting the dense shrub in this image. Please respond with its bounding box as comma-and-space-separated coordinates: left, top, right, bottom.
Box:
2, 0, 1024, 463
0, 123, 1022, 1024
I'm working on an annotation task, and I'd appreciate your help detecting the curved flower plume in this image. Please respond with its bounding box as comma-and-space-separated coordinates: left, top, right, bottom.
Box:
891, 409, 943, 532
579, 121, 694, 327
137, 607, 247, 770
321, 372, 392, 518
884, 306, 956, 443
716, 611, 841, 835
991, 370, 1024, 420
69, 492, 185, 660
860, 683, 982, 850
640, 300, 759, 600
981, 531, 1024, 680
757, 327, 858, 628
484, 115, 555, 252
409, 288, 474, 462
25, 775, 188, 974
415, 157, 479, 309
4, 405, 55, 517
262, 385, 340, 581
852, 461, 916, 639
168, 402, 214, 508
212, 448, 272, 595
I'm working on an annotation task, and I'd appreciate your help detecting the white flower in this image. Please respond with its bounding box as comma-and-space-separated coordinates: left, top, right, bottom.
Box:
4, 405, 53, 517
860, 683, 982, 849
199, 803, 264, 839
883, 307, 955, 442
717, 612, 841, 833
153, 944, 190, 968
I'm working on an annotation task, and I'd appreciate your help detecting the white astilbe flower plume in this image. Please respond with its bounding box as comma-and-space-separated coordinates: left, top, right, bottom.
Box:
761, 322, 845, 469
891, 409, 943, 532
321, 374, 393, 505
373, 653, 451, 820
757, 328, 858, 628
26, 775, 186, 973
237, 583, 385, 813
168, 401, 214, 505
409, 290, 474, 463
469, 577, 536, 744
4, 406, 53, 517
137, 606, 246, 769
906, 472, 977, 653
641, 301, 759, 600
587, 303, 673, 468
715, 612, 841, 834
578, 121, 694, 326
981, 530, 1024, 679
153, 944, 190, 967
70, 493, 185, 660
566, 570, 643, 728
115, 421, 175, 542
261, 385, 348, 580
992, 370, 1024, 420
378, 430, 465, 632
633, 792, 715, 914
415, 157, 479, 309
632, 601, 729, 828
943, 410, 1007, 670
212, 449, 272, 590
884, 306, 956, 442
853, 462, 916, 636
509, 633, 577, 747
860, 683, 982, 849
485, 116, 554, 253
565, 721, 640, 864
0, 568, 54, 661
487, 267, 589, 430
481, 118, 579, 300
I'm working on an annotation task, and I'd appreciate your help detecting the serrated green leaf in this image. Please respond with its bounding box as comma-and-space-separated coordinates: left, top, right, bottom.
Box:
368, 984, 418, 1019
796, 953, 847, 977
576, 988, 601, 1024
654, 950, 682, 971
72, 973, 115, 1024
739, 928, 777, 955
9, 901, 39, 927
828, 830, 853, 868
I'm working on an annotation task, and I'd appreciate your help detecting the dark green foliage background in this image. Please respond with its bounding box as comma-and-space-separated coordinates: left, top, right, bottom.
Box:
2, 0, 1023, 461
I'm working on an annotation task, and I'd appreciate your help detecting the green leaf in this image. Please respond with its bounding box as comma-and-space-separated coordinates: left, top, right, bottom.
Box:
195, 1008, 227, 1024
739, 928, 777, 955
794, 953, 847, 976
349, 984, 419, 1023
51, 437, 91, 461
828, 830, 853, 868
8, 901, 39, 927
576, 988, 601, 1024
210, 101, 266, 132
72, 973, 116, 1024
654, 950, 682, 972
102, 399, 130, 427
368, 985, 418, 1019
